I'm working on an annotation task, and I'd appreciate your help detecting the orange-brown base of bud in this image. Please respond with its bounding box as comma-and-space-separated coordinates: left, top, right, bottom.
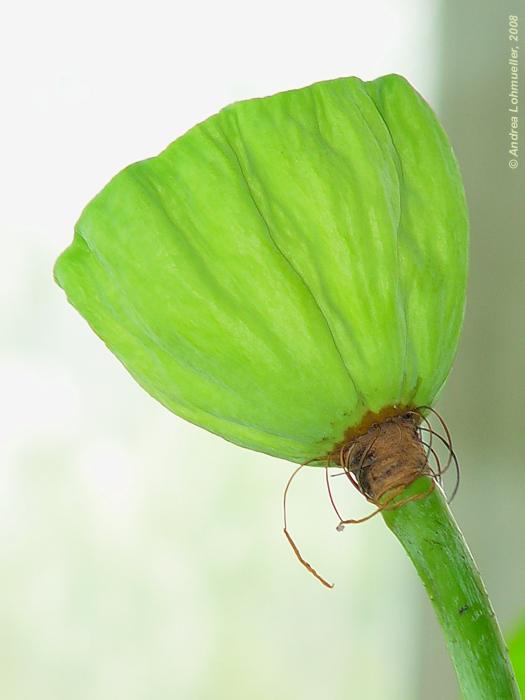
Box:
337, 412, 428, 503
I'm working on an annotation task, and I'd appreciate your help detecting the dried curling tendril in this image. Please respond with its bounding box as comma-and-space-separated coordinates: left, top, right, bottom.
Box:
283, 407, 460, 588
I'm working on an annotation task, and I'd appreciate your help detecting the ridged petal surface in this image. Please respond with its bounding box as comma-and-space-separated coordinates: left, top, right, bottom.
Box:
55, 74, 468, 464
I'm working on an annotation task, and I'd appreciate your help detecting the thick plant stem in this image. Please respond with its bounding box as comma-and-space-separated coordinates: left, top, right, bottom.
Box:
382, 477, 520, 700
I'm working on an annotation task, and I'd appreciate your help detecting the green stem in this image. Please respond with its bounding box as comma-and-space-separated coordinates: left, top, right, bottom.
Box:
382, 477, 520, 700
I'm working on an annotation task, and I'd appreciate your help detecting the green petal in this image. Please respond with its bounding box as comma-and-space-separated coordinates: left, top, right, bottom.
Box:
54, 74, 468, 464
364, 75, 468, 406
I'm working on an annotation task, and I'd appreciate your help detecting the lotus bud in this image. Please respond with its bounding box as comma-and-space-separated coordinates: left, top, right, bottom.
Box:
54, 74, 468, 481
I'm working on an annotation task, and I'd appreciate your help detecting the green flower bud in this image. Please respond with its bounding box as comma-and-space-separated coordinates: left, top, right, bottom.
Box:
54, 74, 468, 466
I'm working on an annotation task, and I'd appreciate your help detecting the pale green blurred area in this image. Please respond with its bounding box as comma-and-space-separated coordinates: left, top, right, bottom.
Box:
418, 1, 525, 697
1, 1, 524, 699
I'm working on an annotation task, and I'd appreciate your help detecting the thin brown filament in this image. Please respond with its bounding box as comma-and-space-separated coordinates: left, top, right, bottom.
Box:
338, 479, 436, 529
324, 466, 345, 522
338, 505, 385, 526
343, 469, 362, 492
282, 462, 334, 589
419, 415, 435, 465
413, 406, 460, 503
421, 463, 440, 482
420, 440, 443, 484
329, 467, 361, 493
338, 442, 362, 492
353, 432, 380, 500
283, 529, 334, 589
340, 442, 357, 472
448, 456, 461, 504
418, 405, 453, 443
355, 430, 380, 479
404, 409, 435, 466
418, 426, 454, 474
418, 427, 460, 502
416, 406, 455, 471
382, 478, 436, 511
282, 463, 305, 531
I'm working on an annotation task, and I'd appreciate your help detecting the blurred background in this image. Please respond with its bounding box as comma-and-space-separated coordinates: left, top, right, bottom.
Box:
1, 0, 523, 698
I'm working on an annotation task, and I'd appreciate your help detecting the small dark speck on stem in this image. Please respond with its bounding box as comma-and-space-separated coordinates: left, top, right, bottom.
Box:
459, 605, 469, 615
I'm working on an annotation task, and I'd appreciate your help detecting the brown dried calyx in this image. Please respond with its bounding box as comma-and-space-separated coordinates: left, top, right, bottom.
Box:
283, 409, 442, 589
343, 413, 428, 503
